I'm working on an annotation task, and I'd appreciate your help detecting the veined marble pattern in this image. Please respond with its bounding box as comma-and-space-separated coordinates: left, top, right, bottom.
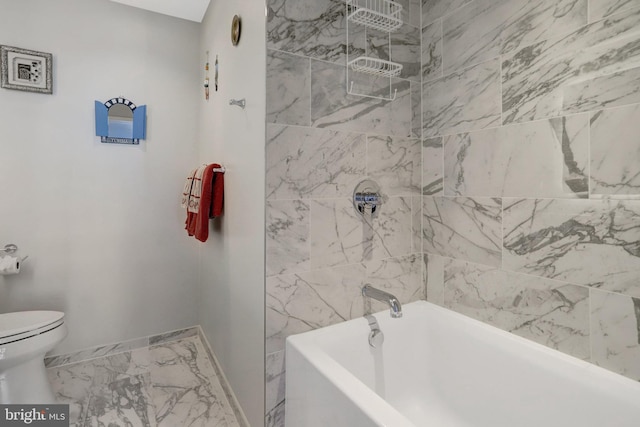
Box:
311, 60, 412, 137
267, 0, 347, 63
266, 254, 425, 354
423, 196, 502, 267
563, 66, 640, 114
266, 200, 310, 277
422, 0, 472, 26
46, 327, 199, 368
590, 105, 640, 196
85, 373, 156, 427
364, 253, 425, 314
367, 135, 421, 196
309, 197, 413, 269
423, 137, 443, 196
363, 24, 421, 82
425, 253, 445, 306
421, 19, 443, 83
423, 58, 501, 138
149, 338, 238, 427
589, 0, 640, 21
591, 290, 640, 380
444, 258, 590, 359
502, 10, 640, 124
397, 0, 422, 28
410, 81, 422, 139
265, 351, 285, 421
503, 198, 640, 297
442, 0, 586, 74
265, 401, 285, 427
266, 124, 366, 200
309, 198, 370, 269
412, 196, 422, 254
444, 114, 589, 198
48, 336, 240, 427
266, 263, 366, 353
267, 50, 311, 126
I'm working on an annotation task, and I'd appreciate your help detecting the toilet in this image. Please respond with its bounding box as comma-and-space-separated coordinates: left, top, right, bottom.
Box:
0, 311, 67, 404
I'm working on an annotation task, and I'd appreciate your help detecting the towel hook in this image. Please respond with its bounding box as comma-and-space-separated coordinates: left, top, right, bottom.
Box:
229, 98, 246, 109
1, 244, 18, 254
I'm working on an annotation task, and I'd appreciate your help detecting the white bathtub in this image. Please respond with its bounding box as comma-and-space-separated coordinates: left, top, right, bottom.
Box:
285, 301, 640, 427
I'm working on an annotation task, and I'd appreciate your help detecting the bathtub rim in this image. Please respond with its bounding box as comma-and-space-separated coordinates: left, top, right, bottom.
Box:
286, 300, 640, 424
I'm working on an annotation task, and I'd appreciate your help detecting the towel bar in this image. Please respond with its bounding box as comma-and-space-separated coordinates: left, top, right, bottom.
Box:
213, 167, 225, 173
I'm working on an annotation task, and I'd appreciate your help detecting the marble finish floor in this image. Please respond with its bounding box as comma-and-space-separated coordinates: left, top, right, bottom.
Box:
47, 335, 241, 427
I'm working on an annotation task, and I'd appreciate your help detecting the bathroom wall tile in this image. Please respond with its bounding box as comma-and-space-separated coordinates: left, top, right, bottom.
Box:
265, 401, 285, 427
425, 253, 445, 305
364, 24, 422, 83
267, 0, 347, 63
45, 336, 149, 368
309, 198, 369, 269
589, 0, 640, 21
591, 289, 640, 381
423, 137, 443, 195
367, 196, 414, 261
422, 0, 472, 26
590, 105, 640, 196
411, 80, 422, 139
85, 373, 157, 427
267, 50, 311, 126
444, 114, 589, 198
444, 258, 590, 360
367, 135, 422, 196
266, 351, 286, 418
266, 263, 367, 353
397, 0, 422, 28
503, 198, 640, 297
149, 337, 239, 427
423, 58, 501, 138
412, 196, 422, 254
266, 124, 366, 200
502, 10, 640, 124
442, 0, 586, 74
423, 196, 502, 267
266, 200, 310, 277
421, 19, 443, 83
563, 66, 640, 115
149, 327, 199, 346
311, 60, 412, 137
365, 253, 425, 313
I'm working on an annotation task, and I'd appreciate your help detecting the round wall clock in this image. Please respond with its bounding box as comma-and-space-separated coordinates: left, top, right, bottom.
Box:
231, 15, 241, 46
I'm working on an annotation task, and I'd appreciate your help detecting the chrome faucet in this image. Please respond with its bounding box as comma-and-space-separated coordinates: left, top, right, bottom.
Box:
362, 284, 402, 318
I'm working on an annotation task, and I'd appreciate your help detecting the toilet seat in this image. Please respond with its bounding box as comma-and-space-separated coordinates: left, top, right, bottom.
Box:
0, 311, 65, 346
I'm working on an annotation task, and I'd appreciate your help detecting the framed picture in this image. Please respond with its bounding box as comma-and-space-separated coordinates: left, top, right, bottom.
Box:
1, 45, 53, 94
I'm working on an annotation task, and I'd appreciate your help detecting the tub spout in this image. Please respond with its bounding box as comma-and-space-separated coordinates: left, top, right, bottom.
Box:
362, 284, 402, 318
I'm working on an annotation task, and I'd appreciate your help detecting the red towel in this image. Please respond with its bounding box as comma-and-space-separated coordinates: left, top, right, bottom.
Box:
186, 163, 224, 242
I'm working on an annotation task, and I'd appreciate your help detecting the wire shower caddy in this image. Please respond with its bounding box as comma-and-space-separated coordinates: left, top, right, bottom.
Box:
346, 0, 404, 101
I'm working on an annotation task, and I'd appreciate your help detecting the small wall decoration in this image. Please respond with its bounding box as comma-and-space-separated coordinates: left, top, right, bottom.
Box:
95, 97, 147, 145
231, 15, 241, 46
0, 45, 53, 94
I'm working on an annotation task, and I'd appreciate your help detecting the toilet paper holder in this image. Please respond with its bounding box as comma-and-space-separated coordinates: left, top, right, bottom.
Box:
1, 244, 18, 255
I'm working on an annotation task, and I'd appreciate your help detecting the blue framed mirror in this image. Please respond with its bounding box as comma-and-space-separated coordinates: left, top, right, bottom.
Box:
95, 97, 146, 144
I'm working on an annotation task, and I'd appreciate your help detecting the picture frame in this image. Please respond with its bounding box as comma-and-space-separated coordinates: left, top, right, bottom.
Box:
0, 45, 53, 94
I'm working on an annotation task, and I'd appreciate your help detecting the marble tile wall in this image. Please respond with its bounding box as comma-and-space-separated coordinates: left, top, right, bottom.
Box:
422, 0, 640, 388
266, 0, 423, 424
